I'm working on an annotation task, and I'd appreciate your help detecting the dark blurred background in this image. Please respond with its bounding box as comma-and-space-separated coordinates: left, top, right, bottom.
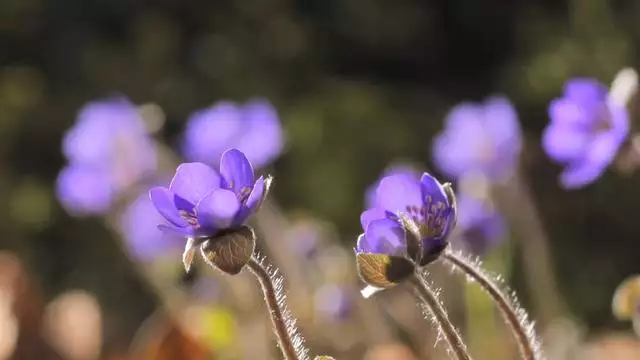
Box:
2, 0, 640, 358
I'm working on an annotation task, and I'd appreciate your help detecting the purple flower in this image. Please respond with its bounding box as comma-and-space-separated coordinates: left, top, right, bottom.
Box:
432, 96, 522, 181
149, 149, 268, 238
455, 193, 505, 255
357, 172, 455, 265
119, 189, 182, 261
56, 166, 114, 215
314, 284, 352, 320
56, 97, 157, 216
182, 99, 283, 169
542, 79, 630, 189
365, 164, 421, 209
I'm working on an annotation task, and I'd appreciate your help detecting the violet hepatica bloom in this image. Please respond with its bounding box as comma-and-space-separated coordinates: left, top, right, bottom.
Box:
56, 97, 157, 216
120, 189, 181, 261
182, 99, 283, 169
455, 193, 505, 256
355, 172, 457, 290
149, 148, 271, 272
432, 96, 522, 181
543, 78, 630, 189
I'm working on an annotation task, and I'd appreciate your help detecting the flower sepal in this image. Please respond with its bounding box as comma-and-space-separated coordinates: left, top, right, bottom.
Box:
182, 237, 207, 273
418, 241, 449, 267
355, 252, 415, 289
396, 213, 450, 267
200, 225, 256, 275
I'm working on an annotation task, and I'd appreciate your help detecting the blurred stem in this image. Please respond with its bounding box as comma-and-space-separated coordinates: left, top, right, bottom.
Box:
247, 257, 301, 360
254, 200, 309, 291
409, 273, 473, 360
493, 173, 565, 325
443, 251, 539, 360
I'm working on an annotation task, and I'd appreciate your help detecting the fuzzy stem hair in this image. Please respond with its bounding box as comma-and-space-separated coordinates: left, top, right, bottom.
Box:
443, 250, 543, 360
247, 255, 309, 360
409, 273, 473, 360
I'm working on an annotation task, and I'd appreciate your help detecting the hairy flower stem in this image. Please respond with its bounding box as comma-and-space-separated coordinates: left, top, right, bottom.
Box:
443, 251, 539, 360
409, 274, 473, 360
247, 257, 301, 360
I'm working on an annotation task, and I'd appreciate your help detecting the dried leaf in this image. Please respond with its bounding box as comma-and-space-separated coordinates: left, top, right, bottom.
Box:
314, 356, 336, 360
201, 226, 256, 275
356, 253, 413, 288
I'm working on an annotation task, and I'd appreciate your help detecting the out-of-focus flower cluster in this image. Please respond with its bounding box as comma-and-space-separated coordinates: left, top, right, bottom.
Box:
56, 98, 157, 216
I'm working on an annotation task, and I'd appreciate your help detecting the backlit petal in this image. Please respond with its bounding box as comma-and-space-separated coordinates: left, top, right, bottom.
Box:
196, 189, 241, 229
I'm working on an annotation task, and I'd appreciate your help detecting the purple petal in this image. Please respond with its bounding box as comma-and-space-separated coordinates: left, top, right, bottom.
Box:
244, 176, 265, 212
608, 103, 631, 137
542, 124, 590, 163
564, 78, 608, 105
366, 164, 421, 208
235, 99, 284, 169
233, 176, 267, 225
364, 219, 406, 256
355, 234, 371, 253
439, 208, 456, 241
120, 192, 183, 261
456, 194, 505, 254
169, 163, 221, 205
220, 148, 254, 194
375, 174, 422, 214
548, 99, 593, 128
196, 189, 241, 229
559, 131, 624, 189
360, 208, 387, 231
483, 96, 522, 156
432, 123, 486, 179
149, 187, 189, 228
157, 224, 193, 236
443, 103, 484, 130
181, 102, 242, 164
55, 165, 114, 216
63, 98, 141, 164
420, 173, 447, 205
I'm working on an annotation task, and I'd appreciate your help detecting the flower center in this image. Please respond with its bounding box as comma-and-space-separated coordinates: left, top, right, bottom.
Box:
179, 209, 200, 228
404, 195, 448, 239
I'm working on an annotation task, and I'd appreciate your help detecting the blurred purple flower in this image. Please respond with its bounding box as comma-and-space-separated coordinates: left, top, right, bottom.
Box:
357, 172, 455, 261
542, 79, 630, 189
56, 97, 157, 216
314, 284, 352, 320
286, 221, 322, 259
182, 99, 284, 169
365, 164, 421, 209
432, 96, 522, 181
149, 149, 268, 238
56, 166, 114, 215
120, 189, 182, 261
456, 194, 505, 255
